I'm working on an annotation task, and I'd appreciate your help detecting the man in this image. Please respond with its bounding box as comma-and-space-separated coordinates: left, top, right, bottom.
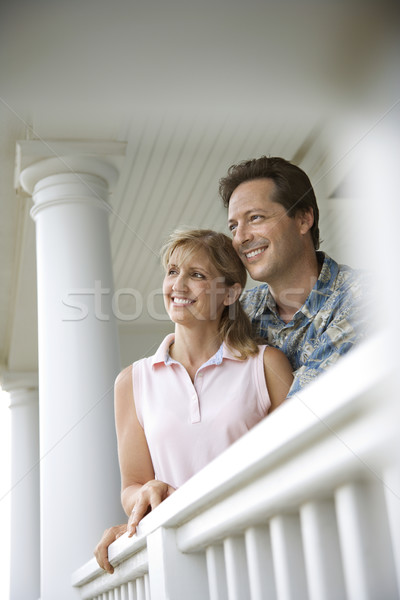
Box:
221, 155, 368, 396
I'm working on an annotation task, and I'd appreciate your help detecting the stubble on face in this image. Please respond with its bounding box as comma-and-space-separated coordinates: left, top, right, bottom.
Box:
228, 179, 304, 285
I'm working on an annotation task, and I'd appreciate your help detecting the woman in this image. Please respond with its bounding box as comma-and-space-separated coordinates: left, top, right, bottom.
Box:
95, 229, 293, 573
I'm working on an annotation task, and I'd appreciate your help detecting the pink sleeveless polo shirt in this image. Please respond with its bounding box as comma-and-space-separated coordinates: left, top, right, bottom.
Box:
132, 334, 270, 489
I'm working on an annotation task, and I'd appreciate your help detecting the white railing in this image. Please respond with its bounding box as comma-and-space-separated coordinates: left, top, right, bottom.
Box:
72, 335, 400, 600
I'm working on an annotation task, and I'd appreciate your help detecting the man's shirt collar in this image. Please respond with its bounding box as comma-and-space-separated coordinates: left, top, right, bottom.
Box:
244, 252, 339, 322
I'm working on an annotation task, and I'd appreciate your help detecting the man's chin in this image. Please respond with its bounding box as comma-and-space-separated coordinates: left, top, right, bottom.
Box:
246, 267, 268, 284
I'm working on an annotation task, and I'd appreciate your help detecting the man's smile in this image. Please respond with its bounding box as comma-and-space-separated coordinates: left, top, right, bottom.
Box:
242, 245, 269, 261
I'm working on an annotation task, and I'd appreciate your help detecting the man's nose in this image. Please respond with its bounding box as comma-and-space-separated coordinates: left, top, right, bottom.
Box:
235, 222, 253, 246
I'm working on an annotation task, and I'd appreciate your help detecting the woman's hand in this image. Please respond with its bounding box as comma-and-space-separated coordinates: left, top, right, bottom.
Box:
94, 524, 128, 574
94, 481, 175, 574
128, 480, 175, 536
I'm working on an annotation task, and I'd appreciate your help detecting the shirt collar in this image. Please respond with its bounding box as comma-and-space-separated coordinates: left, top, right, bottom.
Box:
151, 333, 242, 367
151, 333, 176, 366
301, 252, 339, 318
252, 252, 339, 321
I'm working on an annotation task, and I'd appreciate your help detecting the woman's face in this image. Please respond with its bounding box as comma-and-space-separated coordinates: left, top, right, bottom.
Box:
163, 247, 233, 325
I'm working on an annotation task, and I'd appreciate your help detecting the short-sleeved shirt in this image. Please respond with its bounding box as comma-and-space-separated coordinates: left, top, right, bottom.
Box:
240, 252, 369, 397
132, 334, 270, 489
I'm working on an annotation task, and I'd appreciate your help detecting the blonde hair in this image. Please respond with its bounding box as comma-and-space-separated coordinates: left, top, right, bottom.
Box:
160, 228, 259, 359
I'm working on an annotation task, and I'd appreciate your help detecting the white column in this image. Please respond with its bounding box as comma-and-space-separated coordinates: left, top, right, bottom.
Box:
2, 372, 40, 600
19, 154, 126, 600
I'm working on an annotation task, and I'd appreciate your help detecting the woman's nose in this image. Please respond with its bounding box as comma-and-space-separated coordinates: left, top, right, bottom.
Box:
172, 273, 188, 290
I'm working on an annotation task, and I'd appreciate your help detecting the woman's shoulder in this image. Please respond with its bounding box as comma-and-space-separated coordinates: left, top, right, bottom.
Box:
262, 344, 291, 365
115, 364, 133, 395
252, 344, 287, 364
262, 345, 294, 386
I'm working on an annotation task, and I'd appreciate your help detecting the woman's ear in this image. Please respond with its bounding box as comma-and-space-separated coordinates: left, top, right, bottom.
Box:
224, 283, 242, 306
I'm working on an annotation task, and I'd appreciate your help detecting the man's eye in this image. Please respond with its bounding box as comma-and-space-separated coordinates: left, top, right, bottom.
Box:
250, 214, 262, 222
229, 223, 237, 232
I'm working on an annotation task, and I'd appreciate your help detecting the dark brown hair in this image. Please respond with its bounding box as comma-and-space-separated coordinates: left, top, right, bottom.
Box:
219, 156, 320, 249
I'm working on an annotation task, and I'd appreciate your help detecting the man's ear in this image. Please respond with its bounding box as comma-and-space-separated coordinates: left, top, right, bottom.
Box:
297, 207, 314, 235
224, 283, 242, 306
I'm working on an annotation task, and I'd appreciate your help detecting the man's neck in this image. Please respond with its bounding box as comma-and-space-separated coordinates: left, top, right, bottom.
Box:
269, 252, 322, 323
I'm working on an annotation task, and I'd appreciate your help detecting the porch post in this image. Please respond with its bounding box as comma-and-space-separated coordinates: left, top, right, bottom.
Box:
2, 372, 40, 600
19, 149, 126, 599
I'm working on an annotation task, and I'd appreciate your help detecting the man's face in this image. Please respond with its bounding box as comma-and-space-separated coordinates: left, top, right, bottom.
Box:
227, 179, 310, 285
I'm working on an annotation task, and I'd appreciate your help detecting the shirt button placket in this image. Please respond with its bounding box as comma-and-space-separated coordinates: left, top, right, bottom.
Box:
190, 391, 200, 423
190, 371, 203, 423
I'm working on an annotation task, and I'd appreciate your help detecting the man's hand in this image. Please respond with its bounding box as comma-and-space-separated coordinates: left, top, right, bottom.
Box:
127, 480, 175, 537
94, 524, 127, 574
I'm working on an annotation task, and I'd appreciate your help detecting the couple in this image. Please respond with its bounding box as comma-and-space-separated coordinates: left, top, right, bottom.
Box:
95, 156, 366, 573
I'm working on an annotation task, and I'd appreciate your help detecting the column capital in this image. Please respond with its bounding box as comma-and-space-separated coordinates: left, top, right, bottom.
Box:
1, 370, 38, 393
29, 171, 115, 220
15, 139, 126, 196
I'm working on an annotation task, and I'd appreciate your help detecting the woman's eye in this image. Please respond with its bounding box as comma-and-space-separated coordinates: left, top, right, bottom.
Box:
192, 272, 205, 279
168, 269, 178, 275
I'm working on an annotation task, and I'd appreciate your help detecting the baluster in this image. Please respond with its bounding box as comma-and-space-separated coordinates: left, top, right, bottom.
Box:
270, 513, 308, 600
144, 573, 151, 600
245, 525, 276, 600
223, 535, 250, 600
383, 467, 400, 596
137, 577, 146, 600
335, 480, 399, 600
206, 544, 228, 600
113, 586, 120, 600
300, 499, 345, 600
127, 581, 137, 600
120, 583, 129, 600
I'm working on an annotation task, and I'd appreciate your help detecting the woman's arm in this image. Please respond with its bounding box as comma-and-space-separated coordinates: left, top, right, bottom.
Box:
114, 365, 155, 515
115, 366, 175, 533
263, 347, 294, 413
94, 366, 175, 574
114, 366, 154, 516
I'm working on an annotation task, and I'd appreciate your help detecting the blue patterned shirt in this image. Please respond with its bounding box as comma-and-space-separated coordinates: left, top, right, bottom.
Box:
240, 252, 369, 397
